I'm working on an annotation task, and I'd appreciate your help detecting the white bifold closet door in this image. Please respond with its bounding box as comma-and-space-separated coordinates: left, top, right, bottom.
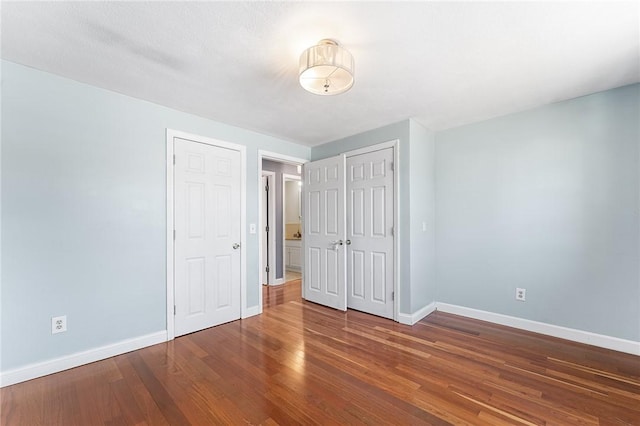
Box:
303, 148, 394, 319
346, 148, 394, 319
302, 155, 347, 311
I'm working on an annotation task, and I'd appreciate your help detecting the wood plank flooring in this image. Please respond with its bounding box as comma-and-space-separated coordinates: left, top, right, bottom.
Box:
2, 279, 639, 425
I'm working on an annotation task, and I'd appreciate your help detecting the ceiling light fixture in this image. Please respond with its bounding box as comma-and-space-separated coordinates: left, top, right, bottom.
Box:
299, 39, 354, 95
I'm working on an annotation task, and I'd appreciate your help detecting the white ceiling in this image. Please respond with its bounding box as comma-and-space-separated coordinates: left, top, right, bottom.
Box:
2, 1, 638, 147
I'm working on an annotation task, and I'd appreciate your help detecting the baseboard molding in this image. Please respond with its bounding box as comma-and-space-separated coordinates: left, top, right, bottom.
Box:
243, 305, 261, 319
0, 331, 167, 388
5, 304, 636, 388
436, 303, 640, 356
270, 278, 286, 286
398, 302, 437, 325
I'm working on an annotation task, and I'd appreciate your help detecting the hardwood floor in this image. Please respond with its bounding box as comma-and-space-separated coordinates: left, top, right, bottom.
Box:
2, 279, 639, 425
283, 270, 302, 283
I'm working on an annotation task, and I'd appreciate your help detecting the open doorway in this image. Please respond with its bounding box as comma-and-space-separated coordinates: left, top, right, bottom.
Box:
282, 173, 302, 283
257, 151, 306, 313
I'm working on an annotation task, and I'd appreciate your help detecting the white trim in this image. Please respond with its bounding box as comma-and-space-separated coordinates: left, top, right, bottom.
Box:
392, 142, 399, 322
243, 305, 261, 319
398, 302, 437, 325
260, 150, 308, 166
267, 172, 276, 286
257, 150, 308, 314
166, 129, 247, 336
165, 129, 175, 340
344, 139, 400, 322
436, 303, 640, 356
0, 331, 166, 388
283, 173, 302, 184
260, 171, 277, 287
343, 139, 398, 158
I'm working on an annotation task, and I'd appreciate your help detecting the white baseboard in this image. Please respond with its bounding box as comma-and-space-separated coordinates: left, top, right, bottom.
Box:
5, 303, 636, 388
435, 303, 640, 356
398, 302, 437, 325
0, 331, 167, 388
243, 305, 261, 318
270, 278, 285, 286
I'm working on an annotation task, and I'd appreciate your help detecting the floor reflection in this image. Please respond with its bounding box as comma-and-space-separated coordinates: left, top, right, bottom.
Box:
263, 278, 301, 308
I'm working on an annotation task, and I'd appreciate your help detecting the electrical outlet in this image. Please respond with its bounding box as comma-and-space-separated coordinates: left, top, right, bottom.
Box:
515, 288, 526, 302
52, 315, 67, 334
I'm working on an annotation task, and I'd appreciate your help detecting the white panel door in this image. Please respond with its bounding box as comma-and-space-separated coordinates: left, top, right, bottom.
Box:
303, 156, 347, 311
346, 148, 394, 319
174, 137, 241, 336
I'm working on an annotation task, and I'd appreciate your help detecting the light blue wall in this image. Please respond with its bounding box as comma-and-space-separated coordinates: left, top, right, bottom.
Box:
1, 60, 310, 371
311, 120, 437, 315
2, 58, 636, 377
409, 121, 436, 311
435, 84, 640, 341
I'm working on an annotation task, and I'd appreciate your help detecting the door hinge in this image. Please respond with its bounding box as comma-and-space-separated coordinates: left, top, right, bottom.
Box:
266, 225, 269, 232
173, 230, 176, 240
173, 305, 176, 315
392, 292, 395, 301
390, 227, 394, 236
390, 161, 394, 171
266, 266, 270, 273
173, 154, 176, 165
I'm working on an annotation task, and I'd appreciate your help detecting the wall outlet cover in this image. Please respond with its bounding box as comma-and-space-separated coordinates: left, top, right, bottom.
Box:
52, 315, 67, 334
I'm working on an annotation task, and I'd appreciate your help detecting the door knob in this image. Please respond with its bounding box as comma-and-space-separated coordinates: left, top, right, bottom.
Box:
233, 243, 241, 250
330, 240, 343, 250
345, 239, 351, 245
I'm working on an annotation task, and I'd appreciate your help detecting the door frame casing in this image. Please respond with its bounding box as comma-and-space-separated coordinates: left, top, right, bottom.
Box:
257, 150, 307, 314
261, 171, 277, 285
166, 129, 247, 341
343, 140, 399, 322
